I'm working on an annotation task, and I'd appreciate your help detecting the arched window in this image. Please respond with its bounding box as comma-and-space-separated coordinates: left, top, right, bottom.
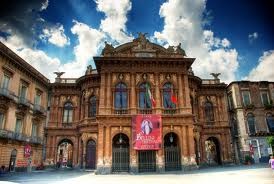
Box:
247, 113, 256, 134
63, 102, 73, 123
266, 113, 274, 132
114, 83, 127, 109
204, 101, 214, 123
89, 96, 97, 117
139, 83, 152, 109
163, 83, 176, 109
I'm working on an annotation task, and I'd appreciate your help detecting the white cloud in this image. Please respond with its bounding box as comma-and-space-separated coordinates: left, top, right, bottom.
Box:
95, 0, 133, 43
40, 24, 70, 47
0, 35, 61, 81
59, 20, 105, 78
245, 50, 274, 81
154, 0, 239, 83
40, 0, 49, 11
248, 32, 258, 43
0, 20, 104, 81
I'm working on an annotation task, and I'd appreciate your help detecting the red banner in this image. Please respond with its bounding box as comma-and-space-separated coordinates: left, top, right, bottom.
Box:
132, 115, 162, 150
24, 144, 31, 158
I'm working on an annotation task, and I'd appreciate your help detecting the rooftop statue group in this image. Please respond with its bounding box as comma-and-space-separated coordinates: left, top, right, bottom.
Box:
101, 32, 186, 56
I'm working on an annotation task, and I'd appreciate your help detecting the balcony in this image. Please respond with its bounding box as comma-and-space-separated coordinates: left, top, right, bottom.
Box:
163, 108, 178, 115
137, 108, 153, 114
30, 136, 43, 144
0, 87, 15, 100
0, 129, 15, 139
114, 109, 128, 115
18, 97, 30, 107
33, 104, 46, 114
14, 132, 28, 141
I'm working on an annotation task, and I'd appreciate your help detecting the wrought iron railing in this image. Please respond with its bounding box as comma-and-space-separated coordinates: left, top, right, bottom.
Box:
18, 97, 30, 106
137, 109, 153, 114
163, 109, 178, 115
33, 104, 46, 114
14, 132, 28, 141
0, 87, 14, 100
0, 129, 14, 138
114, 109, 128, 115
30, 136, 43, 144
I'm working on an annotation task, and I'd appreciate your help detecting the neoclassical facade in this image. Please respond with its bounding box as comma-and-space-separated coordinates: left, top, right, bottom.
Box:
227, 81, 274, 164
45, 34, 232, 173
0, 42, 48, 171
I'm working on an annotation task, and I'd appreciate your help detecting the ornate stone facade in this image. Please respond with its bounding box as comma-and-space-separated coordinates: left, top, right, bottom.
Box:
0, 42, 48, 171
227, 81, 274, 164
45, 34, 233, 173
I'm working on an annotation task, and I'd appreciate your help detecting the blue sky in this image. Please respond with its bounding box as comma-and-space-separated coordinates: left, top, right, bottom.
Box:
0, 0, 273, 82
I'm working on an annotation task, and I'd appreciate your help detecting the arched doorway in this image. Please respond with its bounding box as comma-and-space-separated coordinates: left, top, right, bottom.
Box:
205, 137, 221, 165
57, 139, 73, 168
164, 132, 181, 171
112, 133, 129, 172
86, 139, 96, 169
9, 149, 17, 172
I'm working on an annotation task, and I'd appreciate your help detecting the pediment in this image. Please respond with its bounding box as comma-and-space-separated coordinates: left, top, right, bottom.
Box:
101, 33, 186, 58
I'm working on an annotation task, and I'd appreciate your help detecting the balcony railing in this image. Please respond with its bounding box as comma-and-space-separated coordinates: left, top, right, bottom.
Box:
18, 97, 30, 107
137, 108, 153, 114
0, 129, 15, 139
163, 108, 178, 115
30, 136, 43, 144
0, 87, 15, 100
114, 109, 128, 115
33, 104, 46, 114
14, 132, 28, 141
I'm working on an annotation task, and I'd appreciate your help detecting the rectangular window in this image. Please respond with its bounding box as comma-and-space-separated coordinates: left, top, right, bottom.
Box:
32, 123, 38, 137
15, 119, 22, 133
1, 75, 10, 89
19, 85, 27, 98
242, 91, 251, 106
0, 112, 4, 129
35, 93, 41, 105
260, 91, 269, 105
228, 94, 234, 110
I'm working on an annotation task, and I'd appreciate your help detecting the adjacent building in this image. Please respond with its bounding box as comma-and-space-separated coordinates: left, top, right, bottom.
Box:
45, 34, 232, 174
0, 42, 49, 171
227, 81, 274, 163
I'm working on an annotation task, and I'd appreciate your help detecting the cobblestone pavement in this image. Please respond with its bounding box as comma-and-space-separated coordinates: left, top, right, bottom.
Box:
0, 164, 273, 184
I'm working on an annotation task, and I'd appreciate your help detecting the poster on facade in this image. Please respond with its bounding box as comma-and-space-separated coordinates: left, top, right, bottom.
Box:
24, 144, 31, 158
132, 115, 162, 150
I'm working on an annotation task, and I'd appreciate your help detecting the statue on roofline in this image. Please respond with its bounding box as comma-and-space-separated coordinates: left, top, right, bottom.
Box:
101, 41, 114, 55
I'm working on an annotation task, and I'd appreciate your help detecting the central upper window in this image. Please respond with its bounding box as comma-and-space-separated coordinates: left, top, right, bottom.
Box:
139, 82, 152, 109
114, 82, 127, 109
163, 82, 176, 109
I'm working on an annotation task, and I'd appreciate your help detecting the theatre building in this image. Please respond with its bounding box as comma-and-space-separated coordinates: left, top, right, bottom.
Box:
45, 34, 232, 173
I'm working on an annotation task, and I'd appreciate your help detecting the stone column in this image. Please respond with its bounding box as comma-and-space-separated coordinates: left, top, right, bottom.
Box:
98, 72, 106, 115
183, 74, 191, 113
130, 73, 136, 114
104, 126, 111, 171
96, 125, 104, 173
156, 149, 164, 173
83, 141, 86, 169
182, 126, 188, 164
155, 73, 161, 114
106, 73, 112, 114
188, 125, 196, 166
178, 74, 184, 113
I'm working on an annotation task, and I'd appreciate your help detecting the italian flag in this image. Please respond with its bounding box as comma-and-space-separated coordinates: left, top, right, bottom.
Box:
146, 83, 156, 107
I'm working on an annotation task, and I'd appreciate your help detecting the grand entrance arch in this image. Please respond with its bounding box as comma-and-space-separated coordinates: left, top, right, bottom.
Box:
112, 133, 129, 172
9, 149, 17, 172
86, 139, 96, 169
205, 137, 222, 165
164, 132, 181, 171
57, 139, 73, 168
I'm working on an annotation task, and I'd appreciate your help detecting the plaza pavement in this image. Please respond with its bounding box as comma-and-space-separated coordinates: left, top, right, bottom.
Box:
0, 164, 273, 184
